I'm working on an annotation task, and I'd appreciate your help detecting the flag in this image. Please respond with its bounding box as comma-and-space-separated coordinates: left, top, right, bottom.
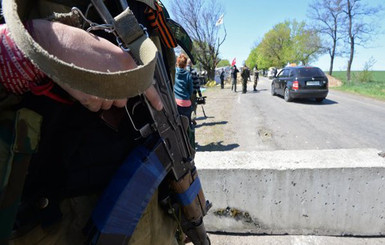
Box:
215, 14, 224, 26
231, 58, 236, 66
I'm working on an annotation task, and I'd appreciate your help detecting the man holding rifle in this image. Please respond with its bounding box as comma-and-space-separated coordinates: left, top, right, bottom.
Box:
0, 0, 210, 244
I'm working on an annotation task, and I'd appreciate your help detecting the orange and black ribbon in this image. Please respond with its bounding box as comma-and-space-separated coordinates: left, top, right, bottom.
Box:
144, 1, 177, 49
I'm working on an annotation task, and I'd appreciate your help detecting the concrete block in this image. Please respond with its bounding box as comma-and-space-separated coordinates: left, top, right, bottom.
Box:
195, 148, 385, 236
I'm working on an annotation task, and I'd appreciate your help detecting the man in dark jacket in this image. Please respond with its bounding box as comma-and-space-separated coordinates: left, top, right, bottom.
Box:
253, 64, 259, 91
241, 65, 251, 93
220, 69, 225, 89
187, 59, 203, 125
231, 65, 239, 92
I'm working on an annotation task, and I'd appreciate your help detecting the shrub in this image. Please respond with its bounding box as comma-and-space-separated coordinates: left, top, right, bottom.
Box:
354, 57, 376, 83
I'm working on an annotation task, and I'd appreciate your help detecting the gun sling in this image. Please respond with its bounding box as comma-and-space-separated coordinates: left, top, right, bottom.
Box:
175, 177, 202, 206
87, 140, 204, 244
88, 143, 167, 244
2, 0, 158, 99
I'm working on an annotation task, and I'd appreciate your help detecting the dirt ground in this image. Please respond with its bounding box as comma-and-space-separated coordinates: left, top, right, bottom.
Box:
194, 80, 239, 151
326, 74, 343, 87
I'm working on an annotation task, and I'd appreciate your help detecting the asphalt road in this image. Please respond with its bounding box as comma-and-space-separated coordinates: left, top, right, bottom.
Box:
195, 76, 385, 152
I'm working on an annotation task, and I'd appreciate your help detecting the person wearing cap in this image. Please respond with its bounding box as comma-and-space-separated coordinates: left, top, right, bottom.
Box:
0, 0, 183, 244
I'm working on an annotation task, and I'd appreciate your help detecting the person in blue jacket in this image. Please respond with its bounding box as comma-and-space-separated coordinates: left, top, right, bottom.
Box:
174, 53, 194, 124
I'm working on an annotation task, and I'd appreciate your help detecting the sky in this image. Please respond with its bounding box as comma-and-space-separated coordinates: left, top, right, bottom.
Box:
161, 0, 385, 71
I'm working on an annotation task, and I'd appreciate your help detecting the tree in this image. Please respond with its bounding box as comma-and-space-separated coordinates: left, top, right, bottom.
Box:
170, 0, 226, 80
246, 45, 270, 70
245, 47, 259, 70
217, 59, 230, 67
308, 0, 345, 75
342, 0, 382, 81
259, 22, 292, 68
246, 20, 323, 69
290, 21, 324, 65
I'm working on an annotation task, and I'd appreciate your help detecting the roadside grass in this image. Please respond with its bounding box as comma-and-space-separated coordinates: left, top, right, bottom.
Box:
330, 71, 385, 101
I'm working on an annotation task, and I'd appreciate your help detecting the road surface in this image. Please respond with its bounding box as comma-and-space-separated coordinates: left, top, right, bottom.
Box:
195, 76, 385, 153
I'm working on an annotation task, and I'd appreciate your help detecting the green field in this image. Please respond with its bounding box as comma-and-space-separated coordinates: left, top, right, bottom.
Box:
330, 71, 385, 101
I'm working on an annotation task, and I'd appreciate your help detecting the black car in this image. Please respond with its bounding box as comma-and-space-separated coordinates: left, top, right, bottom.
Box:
271, 66, 328, 102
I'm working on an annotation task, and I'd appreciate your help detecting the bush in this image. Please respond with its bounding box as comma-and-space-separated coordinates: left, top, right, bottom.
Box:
354, 70, 373, 83
354, 57, 376, 83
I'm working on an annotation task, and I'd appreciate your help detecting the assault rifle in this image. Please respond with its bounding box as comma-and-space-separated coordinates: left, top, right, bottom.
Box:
87, 1, 211, 244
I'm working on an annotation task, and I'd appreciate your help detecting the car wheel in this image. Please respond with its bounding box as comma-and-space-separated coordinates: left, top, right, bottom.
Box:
284, 87, 292, 102
271, 83, 276, 96
315, 98, 325, 102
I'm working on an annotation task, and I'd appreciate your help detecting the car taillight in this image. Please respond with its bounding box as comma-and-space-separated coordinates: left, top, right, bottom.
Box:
293, 81, 299, 90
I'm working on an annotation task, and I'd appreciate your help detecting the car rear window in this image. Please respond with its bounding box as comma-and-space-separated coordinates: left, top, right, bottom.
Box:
296, 68, 325, 77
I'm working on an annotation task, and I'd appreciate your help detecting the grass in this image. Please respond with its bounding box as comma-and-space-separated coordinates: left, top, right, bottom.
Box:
329, 71, 385, 101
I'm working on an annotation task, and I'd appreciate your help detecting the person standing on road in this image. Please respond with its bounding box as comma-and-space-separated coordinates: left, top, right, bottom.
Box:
253, 64, 259, 91
241, 65, 251, 94
220, 68, 225, 89
231, 65, 239, 92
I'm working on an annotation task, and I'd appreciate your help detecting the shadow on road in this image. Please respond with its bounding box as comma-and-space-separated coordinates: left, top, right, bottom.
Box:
196, 141, 239, 151
196, 115, 214, 120
251, 89, 268, 93
274, 96, 338, 105
195, 121, 228, 129
293, 98, 338, 105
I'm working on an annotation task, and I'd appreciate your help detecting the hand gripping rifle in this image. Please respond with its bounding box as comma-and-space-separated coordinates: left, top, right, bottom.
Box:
87, 1, 211, 244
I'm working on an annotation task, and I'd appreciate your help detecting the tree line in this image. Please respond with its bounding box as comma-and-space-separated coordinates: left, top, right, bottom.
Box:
246, 0, 382, 82
246, 20, 323, 71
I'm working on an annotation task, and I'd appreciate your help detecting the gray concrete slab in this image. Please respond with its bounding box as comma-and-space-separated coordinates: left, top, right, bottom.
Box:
208, 234, 385, 245
194, 149, 385, 242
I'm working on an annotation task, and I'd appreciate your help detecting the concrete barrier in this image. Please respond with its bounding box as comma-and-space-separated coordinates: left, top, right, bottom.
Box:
195, 148, 385, 236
